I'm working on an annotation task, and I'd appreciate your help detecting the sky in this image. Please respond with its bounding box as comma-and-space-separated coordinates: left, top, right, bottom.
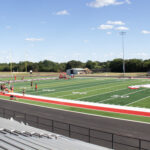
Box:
0, 0, 150, 63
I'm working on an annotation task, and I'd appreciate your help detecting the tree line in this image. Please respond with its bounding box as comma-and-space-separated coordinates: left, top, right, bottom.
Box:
0, 58, 150, 72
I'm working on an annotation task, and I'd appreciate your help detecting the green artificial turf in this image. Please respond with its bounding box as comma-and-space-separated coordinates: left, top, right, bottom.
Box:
1, 77, 150, 123
10, 77, 150, 107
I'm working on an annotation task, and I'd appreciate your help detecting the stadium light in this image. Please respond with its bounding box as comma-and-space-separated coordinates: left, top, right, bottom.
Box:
25, 51, 28, 72
120, 32, 126, 77
9, 51, 13, 73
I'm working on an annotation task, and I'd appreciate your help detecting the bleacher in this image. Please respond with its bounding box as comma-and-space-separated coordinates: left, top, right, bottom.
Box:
0, 117, 112, 150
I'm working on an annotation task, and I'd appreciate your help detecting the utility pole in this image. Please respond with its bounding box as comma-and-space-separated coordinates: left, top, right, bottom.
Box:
120, 32, 126, 77
9, 51, 13, 73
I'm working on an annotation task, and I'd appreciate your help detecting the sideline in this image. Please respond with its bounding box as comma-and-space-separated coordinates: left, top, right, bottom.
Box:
1, 92, 150, 117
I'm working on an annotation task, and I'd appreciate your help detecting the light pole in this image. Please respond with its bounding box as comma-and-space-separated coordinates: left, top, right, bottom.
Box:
120, 32, 126, 77
25, 51, 28, 72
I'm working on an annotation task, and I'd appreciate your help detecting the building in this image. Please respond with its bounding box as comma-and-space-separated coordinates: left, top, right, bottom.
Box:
66, 68, 91, 75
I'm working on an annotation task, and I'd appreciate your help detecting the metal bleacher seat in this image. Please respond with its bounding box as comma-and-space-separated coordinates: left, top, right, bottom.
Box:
0, 117, 113, 150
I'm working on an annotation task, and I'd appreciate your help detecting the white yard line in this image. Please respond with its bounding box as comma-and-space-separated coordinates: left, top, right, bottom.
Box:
58, 84, 127, 98
42, 79, 119, 96
126, 95, 150, 106
16, 77, 97, 89
100, 88, 147, 103
16, 78, 97, 91
21, 79, 149, 98
26, 79, 114, 95
59, 79, 146, 99
77, 80, 149, 100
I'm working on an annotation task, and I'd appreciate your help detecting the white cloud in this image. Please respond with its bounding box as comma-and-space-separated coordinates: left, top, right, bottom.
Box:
98, 24, 114, 30
55, 10, 69, 15
115, 26, 129, 31
107, 20, 125, 25
141, 30, 150, 34
25, 38, 44, 42
87, 0, 130, 8
97, 22, 129, 32
106, 32, 112, 35
126, 0, 131, 4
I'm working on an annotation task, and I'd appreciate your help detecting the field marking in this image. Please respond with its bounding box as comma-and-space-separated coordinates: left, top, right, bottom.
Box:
30, 78, 139, 96
41, 79, 120, 96
15, 79, 100, 94
99, 88, 147, 103
12, 78, 150, 110
1, 98, 150, 125
16, 78, 150, 98
14, 78, 98, 91
15, 78, 98, 92
59, 80, 140, 99
126, 95, 150, 106
72, 92, 87, 95
13, 78, 150, 106
77, 80, 149, 100
24, 78, 115, 95
58, 83, 127, 98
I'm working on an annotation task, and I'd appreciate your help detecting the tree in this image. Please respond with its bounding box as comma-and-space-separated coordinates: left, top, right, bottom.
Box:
66, 60, 84, 69
85, 60, 95, 69
126, 59, 143, 72
58, 63, 67, 72
109, 59, 123, 72
143, 60, 150, 72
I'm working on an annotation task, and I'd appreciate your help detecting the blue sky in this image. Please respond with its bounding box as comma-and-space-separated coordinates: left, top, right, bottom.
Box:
0, 0, 150, 63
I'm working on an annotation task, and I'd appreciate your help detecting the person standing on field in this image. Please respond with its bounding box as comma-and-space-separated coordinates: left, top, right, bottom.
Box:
14, 75, 16, 81
23, 88, 25, 96
31, 81, 33, 87
35, 83, 37, 91
10, 85, 14, 92
0, 84, 3, 91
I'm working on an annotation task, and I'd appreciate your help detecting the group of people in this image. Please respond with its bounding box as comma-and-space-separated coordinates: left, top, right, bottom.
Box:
22, 81, 37, 96
0, 80, 38, 96
30, 81, 37, 90
0, 83, 14, 93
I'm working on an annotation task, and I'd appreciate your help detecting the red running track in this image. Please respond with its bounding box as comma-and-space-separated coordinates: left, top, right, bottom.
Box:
1, 92, 150, 117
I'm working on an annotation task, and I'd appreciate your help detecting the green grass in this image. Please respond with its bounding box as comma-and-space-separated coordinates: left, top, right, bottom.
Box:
129, 96, 150, 108
10, 77, 150, 108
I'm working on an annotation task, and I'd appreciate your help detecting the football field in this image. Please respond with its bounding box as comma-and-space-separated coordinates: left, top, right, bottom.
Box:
10, 77, 150, 109
2, 77, 150, 123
